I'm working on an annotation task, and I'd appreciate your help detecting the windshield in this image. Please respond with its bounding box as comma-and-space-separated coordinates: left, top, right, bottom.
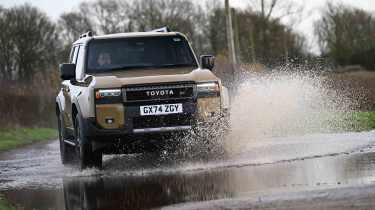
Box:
86, 35, 197, 73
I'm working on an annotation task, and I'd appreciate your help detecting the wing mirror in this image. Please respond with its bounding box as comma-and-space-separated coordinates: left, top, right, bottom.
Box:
200, 55, 215, 71
59, 63, 76, 80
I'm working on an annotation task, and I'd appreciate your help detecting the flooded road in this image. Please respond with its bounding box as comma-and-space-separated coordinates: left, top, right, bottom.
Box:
1, 131, 375, 209
1, 72, 374, 209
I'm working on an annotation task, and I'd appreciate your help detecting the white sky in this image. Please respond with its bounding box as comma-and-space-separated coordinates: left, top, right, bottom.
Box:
1, 0, 375, 53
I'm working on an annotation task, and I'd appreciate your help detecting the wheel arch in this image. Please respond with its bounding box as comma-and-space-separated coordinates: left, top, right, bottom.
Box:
71, 102, 85, 130
56, 97, 62, 116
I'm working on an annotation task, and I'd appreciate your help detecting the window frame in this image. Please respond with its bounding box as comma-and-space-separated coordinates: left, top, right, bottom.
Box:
70, 46, 79, 64
75, 45, 86, 80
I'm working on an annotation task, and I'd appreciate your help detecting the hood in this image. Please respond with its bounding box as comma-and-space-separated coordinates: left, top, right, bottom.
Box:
90, 67, 219, 88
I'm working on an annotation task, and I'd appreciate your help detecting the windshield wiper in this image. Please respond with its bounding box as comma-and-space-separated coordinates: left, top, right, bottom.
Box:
104, 65, 156, 71
155, 63, 196, 68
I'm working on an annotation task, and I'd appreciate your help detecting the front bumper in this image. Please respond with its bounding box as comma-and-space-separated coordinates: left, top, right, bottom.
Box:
86, 99, 223, 138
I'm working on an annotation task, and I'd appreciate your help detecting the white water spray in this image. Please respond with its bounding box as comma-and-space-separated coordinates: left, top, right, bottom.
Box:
226, 71, 360, 152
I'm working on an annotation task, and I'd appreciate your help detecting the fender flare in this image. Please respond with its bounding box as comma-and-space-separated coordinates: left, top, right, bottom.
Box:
56, 97, 63, 115
71, 95, 84, 118
72, 100, 91, 136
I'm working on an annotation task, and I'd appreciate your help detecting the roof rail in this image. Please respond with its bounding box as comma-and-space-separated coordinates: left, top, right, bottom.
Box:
150, 27, 171, 33
79, 31, 93, 39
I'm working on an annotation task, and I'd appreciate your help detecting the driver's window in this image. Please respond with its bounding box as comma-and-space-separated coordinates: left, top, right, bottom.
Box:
75, 46, 85, 80
70, 46, 79, 64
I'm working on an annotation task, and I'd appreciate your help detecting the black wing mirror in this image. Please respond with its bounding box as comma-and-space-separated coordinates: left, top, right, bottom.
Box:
200, 55, 215, 71
59, 63, 76, 80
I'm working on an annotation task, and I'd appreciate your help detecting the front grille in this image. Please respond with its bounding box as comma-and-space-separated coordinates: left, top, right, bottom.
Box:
123, 83, 195, 102
133, 114, 194, 129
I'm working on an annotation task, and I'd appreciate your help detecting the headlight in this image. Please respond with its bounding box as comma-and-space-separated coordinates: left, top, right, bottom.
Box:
197, 82, 220, 97
95, 89, 121, 100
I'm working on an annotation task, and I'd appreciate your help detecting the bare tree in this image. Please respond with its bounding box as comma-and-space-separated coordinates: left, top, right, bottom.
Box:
130, 0, 198, 34
0, 4, 57, 82
206, 6, 227, 55
57, 0, 209, 56
248, 0, 304, 61
0, 6, 14, 80
315, 2, 375, 69
129, 0, 207, 54
249, 0, 304, 21
79, 0, 132, 34
58, 12, 94, 45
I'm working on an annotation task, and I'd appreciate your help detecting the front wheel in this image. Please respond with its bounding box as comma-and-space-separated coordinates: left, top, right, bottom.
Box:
74, 115, 102, 170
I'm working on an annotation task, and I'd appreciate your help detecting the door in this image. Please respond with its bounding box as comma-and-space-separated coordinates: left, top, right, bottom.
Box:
62, 45, 80, 131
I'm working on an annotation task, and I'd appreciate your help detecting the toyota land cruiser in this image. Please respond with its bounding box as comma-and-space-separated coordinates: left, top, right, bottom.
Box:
56, 28, 230, 169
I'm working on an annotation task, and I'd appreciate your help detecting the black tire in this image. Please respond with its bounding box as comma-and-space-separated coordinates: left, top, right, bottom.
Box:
91, 151, 103, 169
74, 115, 102, 170
58, 113, 74, 164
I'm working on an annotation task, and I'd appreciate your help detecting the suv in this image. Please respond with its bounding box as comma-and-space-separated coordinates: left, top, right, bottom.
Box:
56, 28, 230, 169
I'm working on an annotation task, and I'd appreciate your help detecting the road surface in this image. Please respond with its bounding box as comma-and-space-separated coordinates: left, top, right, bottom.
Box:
1, 131, 375, 209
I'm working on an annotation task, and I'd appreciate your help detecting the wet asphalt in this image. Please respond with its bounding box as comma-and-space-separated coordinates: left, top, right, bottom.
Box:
1, 131, 375, 210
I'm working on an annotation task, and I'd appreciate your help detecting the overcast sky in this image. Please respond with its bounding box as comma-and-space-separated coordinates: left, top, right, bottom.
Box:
1, 0, 375, 53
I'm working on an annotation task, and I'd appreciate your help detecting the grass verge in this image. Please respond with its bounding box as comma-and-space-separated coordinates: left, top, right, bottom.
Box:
0, 128, 57, 152
349, 112, 375, 131
0, 194, 15, 210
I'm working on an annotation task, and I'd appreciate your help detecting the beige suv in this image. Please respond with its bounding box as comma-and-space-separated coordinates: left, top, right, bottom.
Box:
56, 28, 230, 169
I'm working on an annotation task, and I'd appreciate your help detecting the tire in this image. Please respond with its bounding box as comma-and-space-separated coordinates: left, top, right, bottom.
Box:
74, 115, 102, 170
58, 113, 74, 164
91, 151, 103, 169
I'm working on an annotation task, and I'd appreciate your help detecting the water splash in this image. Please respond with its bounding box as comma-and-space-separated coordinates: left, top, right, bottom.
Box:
226, 70, 361, 152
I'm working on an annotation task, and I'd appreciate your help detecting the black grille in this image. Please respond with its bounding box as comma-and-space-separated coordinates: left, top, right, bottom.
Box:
133, 114, 194, 129
124, 83, 195, 102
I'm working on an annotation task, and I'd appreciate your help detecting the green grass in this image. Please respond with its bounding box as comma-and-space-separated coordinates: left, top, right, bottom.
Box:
0, 194, 15, 210
349, 112, 375, 131
0, 128, 57, 152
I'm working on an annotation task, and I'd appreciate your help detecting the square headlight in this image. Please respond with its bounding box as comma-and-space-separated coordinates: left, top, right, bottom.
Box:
197, 82, 220, 97
95, 89, 122, 100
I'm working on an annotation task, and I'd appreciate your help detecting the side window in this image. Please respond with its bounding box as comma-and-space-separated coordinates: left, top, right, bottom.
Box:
70, 46, 79, 64
69, 47, 75, 63
75, 46, 85, 80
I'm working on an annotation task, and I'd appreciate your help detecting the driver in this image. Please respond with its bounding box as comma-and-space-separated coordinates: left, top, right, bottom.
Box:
97, 52, 112, 67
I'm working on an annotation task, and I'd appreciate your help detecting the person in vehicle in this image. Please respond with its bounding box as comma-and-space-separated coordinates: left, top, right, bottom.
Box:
96, 52, 112, 67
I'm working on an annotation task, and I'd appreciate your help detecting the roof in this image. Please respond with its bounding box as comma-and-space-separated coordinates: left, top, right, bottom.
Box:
73, 31, 183, 45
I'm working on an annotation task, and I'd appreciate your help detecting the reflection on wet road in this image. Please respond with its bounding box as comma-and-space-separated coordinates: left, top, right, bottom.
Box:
1, 131, 375, 209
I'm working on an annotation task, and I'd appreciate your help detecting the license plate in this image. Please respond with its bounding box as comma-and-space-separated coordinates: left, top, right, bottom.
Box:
140, 103, 183, 116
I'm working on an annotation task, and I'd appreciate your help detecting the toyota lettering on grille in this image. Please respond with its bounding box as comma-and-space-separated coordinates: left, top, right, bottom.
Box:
124, 84, 194, 101
146, 90, 174, 97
